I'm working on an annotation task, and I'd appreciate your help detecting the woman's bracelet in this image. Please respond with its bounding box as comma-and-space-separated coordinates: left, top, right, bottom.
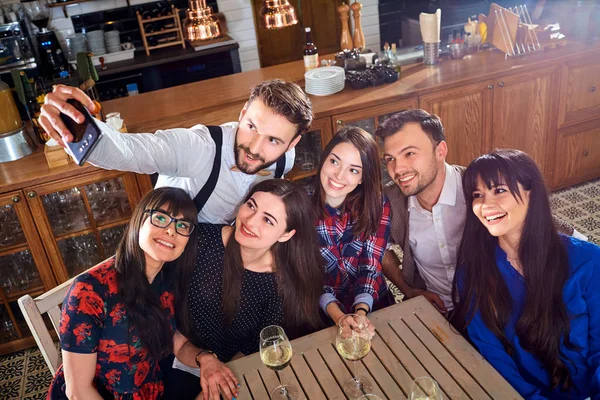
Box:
354, 306, 369, 315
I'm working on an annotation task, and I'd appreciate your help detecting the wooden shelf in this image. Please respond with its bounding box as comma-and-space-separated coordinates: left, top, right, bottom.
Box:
286, 168, 317, 181
137, 5, 185, 56
145, 28, 180, 37
48, 0, 91, 8
147, 41, 183, 50
0, 243, 28, 258
140, 13, 177, 23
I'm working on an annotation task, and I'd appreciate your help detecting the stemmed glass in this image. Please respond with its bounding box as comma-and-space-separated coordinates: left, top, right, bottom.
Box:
336, 314, 373, 398
259, 325, 297, 400
410, 377, 442, 400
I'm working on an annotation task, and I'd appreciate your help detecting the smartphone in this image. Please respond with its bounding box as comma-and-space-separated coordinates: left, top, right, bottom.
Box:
60, 99, 103, 166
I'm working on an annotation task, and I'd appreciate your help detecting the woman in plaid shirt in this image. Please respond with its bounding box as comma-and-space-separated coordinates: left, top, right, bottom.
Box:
313, 126, 394, 327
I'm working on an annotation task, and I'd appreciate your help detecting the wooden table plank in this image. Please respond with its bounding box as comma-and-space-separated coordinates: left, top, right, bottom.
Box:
302, 348, 347, 399
235, 376, 254, 400
414, 303, 522, 399
388, 318, 469, 399
403, 313, 491, 400
243, 369, 270, 400
290, 353, 328, 400
361, 350, 407, 399
370, 333, 415, 395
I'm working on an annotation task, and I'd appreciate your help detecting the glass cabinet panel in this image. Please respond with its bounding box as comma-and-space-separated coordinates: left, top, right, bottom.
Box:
345, 117, 376, 134
293, 130, 322, 172
0, 204, 26, 249
0, 305, 18, 344
84, 178, 132, 225
0, 250, 43, 297
57, 233, 103, 278
100, 224, 127, 257
41, 188, 91, 236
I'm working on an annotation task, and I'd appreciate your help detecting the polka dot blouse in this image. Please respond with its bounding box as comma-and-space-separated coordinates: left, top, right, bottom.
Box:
187, 223, 284, 362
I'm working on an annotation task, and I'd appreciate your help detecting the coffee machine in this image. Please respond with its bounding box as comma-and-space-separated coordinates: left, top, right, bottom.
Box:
22, 0, 68, 78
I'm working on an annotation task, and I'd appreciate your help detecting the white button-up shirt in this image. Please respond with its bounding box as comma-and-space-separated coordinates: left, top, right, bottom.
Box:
408, 163, 466, 310
88, 120, 295, 224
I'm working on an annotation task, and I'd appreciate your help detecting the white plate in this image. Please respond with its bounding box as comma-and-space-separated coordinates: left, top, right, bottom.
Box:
305, 66, 344, 81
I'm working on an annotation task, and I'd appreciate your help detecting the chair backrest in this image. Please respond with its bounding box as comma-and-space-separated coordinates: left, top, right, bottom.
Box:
17, 262, 104, 376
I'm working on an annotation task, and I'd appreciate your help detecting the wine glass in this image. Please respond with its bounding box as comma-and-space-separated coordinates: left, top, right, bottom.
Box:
336, 314, 373, 398
259, 325, 297, 400
410, 377, 442, 400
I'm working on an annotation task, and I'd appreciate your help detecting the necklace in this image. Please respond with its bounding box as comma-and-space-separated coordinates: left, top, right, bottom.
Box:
506, 255, 523, 274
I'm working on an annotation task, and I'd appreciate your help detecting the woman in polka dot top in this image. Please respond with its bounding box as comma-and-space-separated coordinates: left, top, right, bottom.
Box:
168, 179, 325, 400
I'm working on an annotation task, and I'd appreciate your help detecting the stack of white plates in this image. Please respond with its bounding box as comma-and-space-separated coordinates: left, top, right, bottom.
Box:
104, 31, 121, 53
86, 30, 106, 56
65, 33, 87, 60
304, 66, 345, 96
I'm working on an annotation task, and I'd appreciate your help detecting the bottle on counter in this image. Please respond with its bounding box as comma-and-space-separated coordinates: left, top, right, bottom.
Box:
303, 27, 319, 72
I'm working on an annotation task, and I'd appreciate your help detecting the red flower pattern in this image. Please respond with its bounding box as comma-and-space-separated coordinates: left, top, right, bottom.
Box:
48, 259, 175, 400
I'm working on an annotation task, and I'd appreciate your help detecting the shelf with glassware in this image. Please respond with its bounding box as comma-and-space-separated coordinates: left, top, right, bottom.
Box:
0, 170, 143, 354
136, 5, 185, 56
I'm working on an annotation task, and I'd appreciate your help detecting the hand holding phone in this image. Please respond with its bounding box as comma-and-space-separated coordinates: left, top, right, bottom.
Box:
59, 99, 103, 166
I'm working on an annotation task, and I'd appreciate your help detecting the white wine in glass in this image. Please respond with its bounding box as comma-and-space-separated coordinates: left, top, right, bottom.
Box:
259, 325, 298, 400
335, 314, 373, 398
410, 376, 442, 400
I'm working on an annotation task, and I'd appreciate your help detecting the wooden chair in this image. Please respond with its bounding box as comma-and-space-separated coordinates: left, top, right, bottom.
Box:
18, 264, 99, 376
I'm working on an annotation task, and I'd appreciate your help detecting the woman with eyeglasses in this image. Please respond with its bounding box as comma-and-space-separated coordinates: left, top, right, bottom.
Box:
165, 179, 324, 400
48, 187, 198, 400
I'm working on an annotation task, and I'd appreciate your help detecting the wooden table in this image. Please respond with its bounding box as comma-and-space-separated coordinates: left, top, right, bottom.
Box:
227, 296, 522, 399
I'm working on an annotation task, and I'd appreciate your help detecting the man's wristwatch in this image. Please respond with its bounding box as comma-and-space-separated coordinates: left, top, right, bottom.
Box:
195, 349, 217, 367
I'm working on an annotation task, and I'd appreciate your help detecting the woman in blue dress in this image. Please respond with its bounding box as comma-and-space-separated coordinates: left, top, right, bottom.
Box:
452, 149, 600, 399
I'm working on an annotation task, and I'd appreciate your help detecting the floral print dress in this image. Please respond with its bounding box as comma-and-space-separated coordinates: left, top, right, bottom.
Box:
47, 258, 176, 400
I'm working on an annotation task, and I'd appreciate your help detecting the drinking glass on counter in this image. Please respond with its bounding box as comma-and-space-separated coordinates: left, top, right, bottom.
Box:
336, 314, 373, 398
410, 377, 442, 400
259, 325, 298, 400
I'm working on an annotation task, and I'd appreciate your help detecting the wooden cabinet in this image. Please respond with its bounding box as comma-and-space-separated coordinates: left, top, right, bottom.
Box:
420, 81, 493, 168
558, 53, 600, 129
286, 117, 333, 182
0, 191, 56, 354
553, 120, 600, 188
0, 171, 143, 354
491, 67, 560, 182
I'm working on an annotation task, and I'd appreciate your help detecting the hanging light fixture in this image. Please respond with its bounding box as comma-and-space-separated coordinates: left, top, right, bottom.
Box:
183, 0, 221, 41
260, 0, 298, 29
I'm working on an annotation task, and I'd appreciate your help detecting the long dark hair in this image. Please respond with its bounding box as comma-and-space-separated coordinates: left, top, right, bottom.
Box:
452, 149, 577, 390
115, 187, 197, 360
314, 126, 383, 237
221, 179, 324, 330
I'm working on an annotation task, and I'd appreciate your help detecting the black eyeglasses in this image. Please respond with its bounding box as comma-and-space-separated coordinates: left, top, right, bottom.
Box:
144, 209, 195, 237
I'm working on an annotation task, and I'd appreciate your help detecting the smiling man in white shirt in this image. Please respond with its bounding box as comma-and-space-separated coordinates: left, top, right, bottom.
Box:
39, 79, 311, 224
375, 110, 462, 313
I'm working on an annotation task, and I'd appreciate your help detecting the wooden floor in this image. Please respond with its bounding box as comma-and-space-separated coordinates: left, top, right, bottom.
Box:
227, 296, 522, 400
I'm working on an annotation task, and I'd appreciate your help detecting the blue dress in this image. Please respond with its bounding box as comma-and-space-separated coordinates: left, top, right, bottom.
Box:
464, 236, 600, 399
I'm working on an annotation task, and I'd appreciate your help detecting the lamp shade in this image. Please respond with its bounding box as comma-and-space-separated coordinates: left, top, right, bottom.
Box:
184, 0, 221, 41
260, 0, 298, 29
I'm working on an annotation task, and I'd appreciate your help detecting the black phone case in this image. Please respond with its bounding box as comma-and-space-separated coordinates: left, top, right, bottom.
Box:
60, 99, 103, 166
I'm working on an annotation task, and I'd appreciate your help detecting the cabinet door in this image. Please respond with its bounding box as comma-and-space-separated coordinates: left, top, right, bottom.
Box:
420, 80, 493, 168
25, 171, 142, 283
332, 97, 419, 185
491, 67, 560, 182
0, 191, 55, 352
286, 117, 333, 181
553, 120, 600, 188
558, 53, 600, 129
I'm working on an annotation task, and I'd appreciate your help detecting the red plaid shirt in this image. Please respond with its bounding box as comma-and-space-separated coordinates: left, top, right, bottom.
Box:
316, 198, 391, 314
